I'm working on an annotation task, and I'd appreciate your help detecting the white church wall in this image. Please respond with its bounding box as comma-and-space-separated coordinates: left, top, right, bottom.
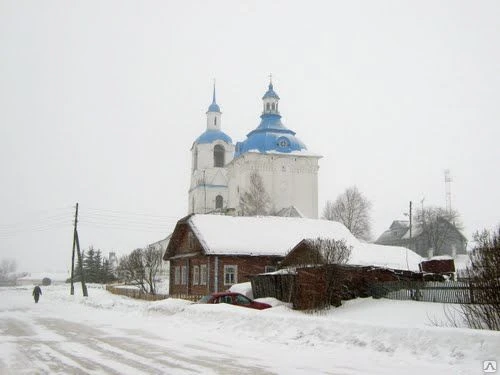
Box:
189, 141, 234, 214
190, 185, 229, 214
191, 141, 234, 171
227, 152, 320, 218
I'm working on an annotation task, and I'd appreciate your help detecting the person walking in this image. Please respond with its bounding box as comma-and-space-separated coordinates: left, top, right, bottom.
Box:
32, 285, 42, 303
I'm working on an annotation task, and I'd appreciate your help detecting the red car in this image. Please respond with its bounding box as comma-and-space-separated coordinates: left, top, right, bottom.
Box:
198, 292, 271, 310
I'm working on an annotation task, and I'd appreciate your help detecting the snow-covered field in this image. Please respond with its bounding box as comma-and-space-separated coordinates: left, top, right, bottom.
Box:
0, 284, 498, 374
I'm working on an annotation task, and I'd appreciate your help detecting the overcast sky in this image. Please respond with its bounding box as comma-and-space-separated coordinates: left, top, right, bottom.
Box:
1, 1, 499, 273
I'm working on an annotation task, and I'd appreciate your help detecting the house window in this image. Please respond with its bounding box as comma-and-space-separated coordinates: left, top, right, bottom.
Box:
265, 266, 276, 273
200, 264, 208, 285
214, 145, 225, 167
188, 232, 196, 249
192, 266, 199, 285
224, 265, 237, 285
215, 195, 223, 210
174, 266, 180, 285
181, 266, 187, 285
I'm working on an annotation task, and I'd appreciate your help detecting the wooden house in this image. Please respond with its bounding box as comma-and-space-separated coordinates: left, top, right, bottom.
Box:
163, 213, 363, 297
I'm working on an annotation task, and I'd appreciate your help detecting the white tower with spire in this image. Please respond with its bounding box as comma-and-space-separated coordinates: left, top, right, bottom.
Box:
188, 84, 235, 214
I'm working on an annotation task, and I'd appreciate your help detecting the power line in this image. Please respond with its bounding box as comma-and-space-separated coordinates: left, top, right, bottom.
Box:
83, 207, 180, 219
0, 205, 179, 239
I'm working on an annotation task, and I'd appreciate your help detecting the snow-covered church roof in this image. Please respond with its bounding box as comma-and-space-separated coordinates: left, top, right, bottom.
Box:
183, 214, 422, 271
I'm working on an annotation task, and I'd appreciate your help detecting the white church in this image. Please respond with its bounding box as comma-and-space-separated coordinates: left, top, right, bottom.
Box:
188, 80, 321, 218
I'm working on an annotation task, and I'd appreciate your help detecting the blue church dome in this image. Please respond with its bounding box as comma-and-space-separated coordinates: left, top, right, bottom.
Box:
207, 102, 220, 113
262, 83, 280, 100
234, 83, 306, 157
195, 129, 232, 145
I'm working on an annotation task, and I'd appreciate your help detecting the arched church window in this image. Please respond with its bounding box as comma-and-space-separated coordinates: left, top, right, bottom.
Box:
266, 103, 270, 111
214, 117, 217, 126
193, 148, 198, 170
271, 103, 275, 111
215, 195, 223, 210
214, 145, 225, 167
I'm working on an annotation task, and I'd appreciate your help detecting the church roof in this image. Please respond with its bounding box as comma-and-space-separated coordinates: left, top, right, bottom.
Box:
262, 82, 280, 100
234, 83, 307, 157
207, 83, 221, 113
194, 129, 232, 145
207, 102, 220, 112
274, 206, 304, 218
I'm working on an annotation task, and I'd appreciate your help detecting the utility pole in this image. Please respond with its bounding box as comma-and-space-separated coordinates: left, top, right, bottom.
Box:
70, 203, 78, 295
409, 200, 412, 244
70, 203, 88, 297
444, 169, 452, 214
405, 200, 412, 271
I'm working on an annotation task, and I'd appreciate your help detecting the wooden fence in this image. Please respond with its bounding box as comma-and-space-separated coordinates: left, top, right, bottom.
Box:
369, 281, 493, 304
250, 274, 296, 303
106, 285, 168, 301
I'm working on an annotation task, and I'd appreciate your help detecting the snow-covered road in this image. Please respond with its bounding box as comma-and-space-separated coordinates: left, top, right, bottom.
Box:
0, 284, 498, 374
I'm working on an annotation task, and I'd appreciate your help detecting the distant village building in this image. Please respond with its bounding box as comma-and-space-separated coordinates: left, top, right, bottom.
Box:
375, 219, 467, 258
189, 80, 321, 218
108, 252, 118, 273
148, 236, 171, 278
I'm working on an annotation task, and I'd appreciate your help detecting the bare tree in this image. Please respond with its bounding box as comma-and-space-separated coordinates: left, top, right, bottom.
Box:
0, 258, 17, 282
307, 238, 352, 265
308, 238, 352, 309
414, 206, 463, 255
143, 245, 163, 295
322, 186, 372, 241
117, 247, 163, 295
117, 249, 147, 293
461, 227, 500, 330
239, 171, 271, 216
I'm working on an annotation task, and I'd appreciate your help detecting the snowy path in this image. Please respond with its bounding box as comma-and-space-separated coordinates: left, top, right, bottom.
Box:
0, 285, 498, 374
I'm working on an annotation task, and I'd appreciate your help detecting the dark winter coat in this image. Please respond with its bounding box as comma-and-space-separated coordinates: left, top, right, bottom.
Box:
32, 286, 42, 297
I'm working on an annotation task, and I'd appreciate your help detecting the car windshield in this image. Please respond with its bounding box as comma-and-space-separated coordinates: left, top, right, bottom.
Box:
235, 294, 251, 305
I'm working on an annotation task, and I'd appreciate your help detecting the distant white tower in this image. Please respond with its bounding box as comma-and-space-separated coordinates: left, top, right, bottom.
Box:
188, 84, 235, 214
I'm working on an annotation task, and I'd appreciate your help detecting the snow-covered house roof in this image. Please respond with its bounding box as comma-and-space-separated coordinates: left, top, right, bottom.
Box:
149, 234, 171, 252
165, 214, 423, 271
